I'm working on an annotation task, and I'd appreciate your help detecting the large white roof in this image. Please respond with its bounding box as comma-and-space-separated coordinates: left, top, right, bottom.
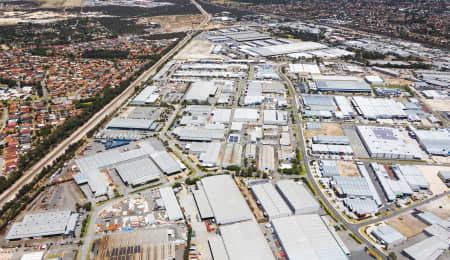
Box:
272, 214, 348, 260
201, 175, 252, 225
250, 182, 291, 219
159, 187, 184, 222
220, 221, 275, 260
276, 180, 320, 214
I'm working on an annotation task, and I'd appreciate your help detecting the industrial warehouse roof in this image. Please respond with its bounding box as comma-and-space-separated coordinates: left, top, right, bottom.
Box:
233, 108, 259, 122
6, 211, 79, 240
403, 236, 448, 260
212, 109, 231, 124
371, 225, 405, 245
370, 162, 413, 201
159, 187, 183, 222
315, 81, 371, 92
331, 176, 373, 197
275, 180, 320, 214
352, 96, 407, 119
173, 126, 224, 141
193, 187, 214, 219
312, 135, 350, 145
208, 237, 229, 260
250, 182, 291, 219
271, 214, 348, 260
222, 143, 242, 167
223, 30, 271, 42
107, 118, 154, 130
115, 157, 161, 186
200, 175, 253, 225
21, 252, 45, 260
394, 165, 429, 191
74, 141, 180, 196
289, 63, 320, 74
249, 42, 327, 57
417, 211, 443, 226
131, 85, 158, 105
263, 110, 288, 125
303, 95, 336, 111
220, 221, 275, 260
184, 81, 217, 102
412, 128, 450, 156
319, 160, 340, 177
357, 126, 422, 160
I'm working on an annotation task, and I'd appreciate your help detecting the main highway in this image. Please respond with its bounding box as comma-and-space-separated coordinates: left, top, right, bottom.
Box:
0, 0, 210, 210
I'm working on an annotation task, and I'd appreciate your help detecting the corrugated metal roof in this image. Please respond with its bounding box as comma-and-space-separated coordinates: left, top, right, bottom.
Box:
272, 214, 348, 260
159, 187, 183, 222
276, 180, 320, 214
193, 187, 214, 219
250, 182, 291, 219
115, 157, 161, 186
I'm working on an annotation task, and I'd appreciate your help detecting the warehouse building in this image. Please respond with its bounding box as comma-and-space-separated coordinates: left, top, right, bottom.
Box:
288, 63, 321, 75
438, 170, 450, 187
271, 214, 349, 260
370, 163, 413, 201
6, 211, 79, 240
303, 95, 336, 111
184, 81, 218, 103
106, 118, 155, 131
200, 175, 253, 225
208, 236, 229, 260
74, 141, 181, 196
311, 144, 354, 155
392, 165, 429, 191
173, 126, 225, 141
371, 225, 405, 248
275, 180, 320, 215
188, 142, 222, 167
193, 186, 214, 220
410, 127, 450, 156
333, 96, 355, 119
222, 143, 242, 167
245, 144, 256, 159
159, 187, 184, 222
250, 182, 291, 219
131, 85, 159, 105
249, 41, 327, 57
220, 220, 275, 260
212, 109, 232, 124
357, 126, 422, 160
233, 108, 259, 122
403, 236, 448, 260
365, 75, 384, 85
114, 157, 161, 186
313, 81, 371, 93
319, 160, 340, 177
259, 145, 276, 172
352, 97, 407, 120
179, 115, 207, 126
223, 30, 271, 42
312, 135, 350, 145
263, 110, 288, 125
417, 211, 443, 226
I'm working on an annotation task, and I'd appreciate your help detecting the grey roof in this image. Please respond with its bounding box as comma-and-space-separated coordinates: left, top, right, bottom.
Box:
208, 236, 229, 260
403, 236, 448, 260
312, 135, 350, 145
131, 85, 158, 104
193, 187, 214, 219
316, 81, 371, 92
271, 214, 348, 260
159, 187, 184, 222
394, 165, 429, 191
6, 211, 79, 240
303, 95, 336, 111
184, 81, 217, 102
331, 176, 373, 197
220, 221, 275, 260
107, 118, 153, 130
150, 151, 182, 174
250, 183, 292, 219
319, 160, 340, 177
249, 41, 327, 57
115, 157, 161, 186
276, 180, 320, 214
306, 122, 322, 130
371, 226, 405, 245
173, 126, 225, 141
201, 175, 253, 225
224, 30, 270, 42
263, 110, 288, 125
343, 198, 379, 215
416, 212, 443, 226
413, 128, 450, 156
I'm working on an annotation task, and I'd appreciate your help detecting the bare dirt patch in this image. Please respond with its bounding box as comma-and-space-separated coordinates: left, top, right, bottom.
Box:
415, 165, 450, 195
138, 14, 204, 33
174, 39, 227, 60
385, 211, 427, 239
303, 122, 343, 139
423, 99, 450, 112
337, 161, 360, 177
417, 196, 450, 219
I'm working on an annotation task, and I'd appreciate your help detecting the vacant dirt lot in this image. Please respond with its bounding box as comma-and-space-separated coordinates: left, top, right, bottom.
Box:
415, 165, 450, 195
304, 123, 344, 139
385, 211, 427, 239
174, 40, 226, 60
417, 196, 450, 219
140, 14, 204, 32
337, 161, 360, 177
424, 99, 450, 112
